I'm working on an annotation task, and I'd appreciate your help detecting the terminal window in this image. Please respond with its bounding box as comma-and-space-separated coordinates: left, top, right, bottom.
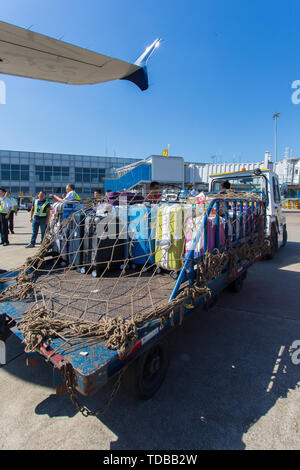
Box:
35, 166, 69, 182
1, 164, 29, 181
75, 167, 105, 183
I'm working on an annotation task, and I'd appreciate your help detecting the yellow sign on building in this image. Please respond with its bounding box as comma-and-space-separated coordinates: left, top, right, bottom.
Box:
162, 149, 168, 156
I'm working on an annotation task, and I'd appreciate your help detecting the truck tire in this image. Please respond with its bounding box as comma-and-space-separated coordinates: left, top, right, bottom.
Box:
229, 270, 247, 293
264, 224, 278, 260
281, 224, 288, 248
123, 339, 169, 400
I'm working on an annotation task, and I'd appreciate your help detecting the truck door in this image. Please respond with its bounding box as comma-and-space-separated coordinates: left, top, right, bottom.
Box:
272, 175, 285, 243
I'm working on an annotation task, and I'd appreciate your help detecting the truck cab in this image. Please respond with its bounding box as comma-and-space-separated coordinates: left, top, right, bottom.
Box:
208, 168, 287, 258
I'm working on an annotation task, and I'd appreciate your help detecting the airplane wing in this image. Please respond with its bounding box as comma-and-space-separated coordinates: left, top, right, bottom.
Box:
0, 21, 160, 91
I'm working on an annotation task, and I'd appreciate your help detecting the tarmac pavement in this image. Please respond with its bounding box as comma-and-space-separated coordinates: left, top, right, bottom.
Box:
0, 212, 299, 450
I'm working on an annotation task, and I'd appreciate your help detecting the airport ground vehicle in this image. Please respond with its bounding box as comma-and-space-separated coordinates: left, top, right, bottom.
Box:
209, 168, 287, 258
18, 197, 33, 212
0, 194, 268, 413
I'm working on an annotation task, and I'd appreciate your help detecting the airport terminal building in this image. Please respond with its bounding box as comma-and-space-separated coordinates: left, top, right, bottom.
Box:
0, 149, 140, 198
1, 148, 299, 200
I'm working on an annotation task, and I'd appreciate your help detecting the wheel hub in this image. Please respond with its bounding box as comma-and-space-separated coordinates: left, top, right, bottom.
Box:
149, 355, 161, 374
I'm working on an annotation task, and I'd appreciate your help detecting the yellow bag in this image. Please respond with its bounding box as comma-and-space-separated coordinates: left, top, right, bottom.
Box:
155, 204, 185, 271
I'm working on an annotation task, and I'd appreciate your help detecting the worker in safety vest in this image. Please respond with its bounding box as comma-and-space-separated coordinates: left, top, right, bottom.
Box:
26, 191, 51, 248
144, 181, 162, 203
5, 191, 18, 234
0, 188, 12, 246
50, 184, 81, 203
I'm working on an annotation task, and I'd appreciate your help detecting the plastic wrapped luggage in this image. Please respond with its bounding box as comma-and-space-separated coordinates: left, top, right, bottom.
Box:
50, 203, 64, 256
51, 203, 85, 264
228, 210, 246, 241
67, 210, 92, 268
53, 225, 69, 265
243, 204, 255, 236
184, 215, 215, 257
155, 204, 185, 274
50, 203, 70, 263
80, 213, 96, 273
89, 212, 125, 277
126, 205, 158, 268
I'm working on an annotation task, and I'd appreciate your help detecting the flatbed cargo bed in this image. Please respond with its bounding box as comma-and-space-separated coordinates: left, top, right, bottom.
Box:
32, 269, 178, 322
0, 268, 189, 395
0, 195, 267, 405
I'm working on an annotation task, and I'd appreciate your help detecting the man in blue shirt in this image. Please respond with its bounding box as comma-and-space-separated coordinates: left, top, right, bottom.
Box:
26, 191, 51, 248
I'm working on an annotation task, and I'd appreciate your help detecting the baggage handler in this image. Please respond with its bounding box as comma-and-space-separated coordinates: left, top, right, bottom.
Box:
50, 184, 81, 203
26, 191, 51, 248
5, 191, 18, 234
0, 188, 12, 246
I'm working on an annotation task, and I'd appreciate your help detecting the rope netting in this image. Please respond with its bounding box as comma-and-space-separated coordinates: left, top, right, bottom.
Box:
0, 191, 268, 358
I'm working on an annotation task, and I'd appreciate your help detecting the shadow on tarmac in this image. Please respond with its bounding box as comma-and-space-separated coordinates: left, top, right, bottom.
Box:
2, 241, 300, 449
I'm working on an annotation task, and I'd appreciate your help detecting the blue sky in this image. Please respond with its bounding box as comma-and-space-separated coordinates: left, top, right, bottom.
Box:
1, 0, 300, 163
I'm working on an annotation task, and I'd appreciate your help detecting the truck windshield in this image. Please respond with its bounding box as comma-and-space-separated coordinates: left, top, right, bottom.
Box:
211, 175, 267, 195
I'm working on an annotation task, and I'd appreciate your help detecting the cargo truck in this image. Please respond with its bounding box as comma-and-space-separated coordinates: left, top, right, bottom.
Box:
0, 185, 280, 414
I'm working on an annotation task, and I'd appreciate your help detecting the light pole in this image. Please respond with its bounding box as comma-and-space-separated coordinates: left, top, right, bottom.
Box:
273, 112, 280, 163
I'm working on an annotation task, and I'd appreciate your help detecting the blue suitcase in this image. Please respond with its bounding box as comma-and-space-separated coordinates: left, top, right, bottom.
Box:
126, 205, 157, 268
62, 203, 84, 220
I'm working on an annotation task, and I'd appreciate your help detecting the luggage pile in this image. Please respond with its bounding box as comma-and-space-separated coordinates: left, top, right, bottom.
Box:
49, 191, 256, 278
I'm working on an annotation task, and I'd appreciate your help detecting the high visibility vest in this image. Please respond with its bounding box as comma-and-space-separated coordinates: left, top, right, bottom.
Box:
73, 191, 81, 201
65, 191, 81, 202
0, 197, 9, 214
34, 199, 49, 217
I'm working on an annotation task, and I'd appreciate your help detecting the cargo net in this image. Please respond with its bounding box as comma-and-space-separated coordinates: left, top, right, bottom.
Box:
0, 191, 267, 358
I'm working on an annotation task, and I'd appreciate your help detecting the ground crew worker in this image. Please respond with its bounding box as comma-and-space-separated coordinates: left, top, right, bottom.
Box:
50, 184, 81, 203
26, 191, 51, 248
0, 188, 12, 246
221, 181, 231, 192
94, 189, 102, 200
5, 191, 18, 234
93, 189, 102, 208
145, 181, 162, 203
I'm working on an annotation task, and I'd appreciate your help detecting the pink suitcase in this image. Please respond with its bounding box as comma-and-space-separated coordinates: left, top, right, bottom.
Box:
184, 216, 216, 257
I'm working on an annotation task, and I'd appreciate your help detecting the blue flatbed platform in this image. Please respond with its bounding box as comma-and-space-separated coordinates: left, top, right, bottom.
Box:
0, 196, 266, 398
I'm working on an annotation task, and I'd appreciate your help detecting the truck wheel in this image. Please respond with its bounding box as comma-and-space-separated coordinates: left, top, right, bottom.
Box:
264, 224, 278, 260
228, 270, 247, 293
281, 225, 288, 248
229, 276, 244, 293
123, 340, 169, 400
